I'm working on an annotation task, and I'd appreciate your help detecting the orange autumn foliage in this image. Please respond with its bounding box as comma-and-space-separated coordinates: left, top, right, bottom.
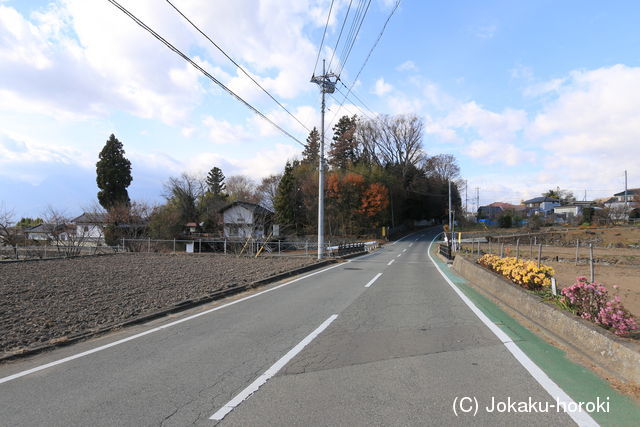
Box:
358, 182, 389, 217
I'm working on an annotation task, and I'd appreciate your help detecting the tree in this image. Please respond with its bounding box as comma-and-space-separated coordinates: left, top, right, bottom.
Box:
0, 207, 20, 258
103, 201, 151, 247
163, 173, 204, 224
543, 188, 575, 205
424, 154, 460, 182
358, 183, 390, 224
206, 166, 226, 196
256, 174, 282, 211
15, 217, 43, 228
301, 128, 320, 165
226, 175, 260, 203
375, 114, 424, 179
328, 115, 358, 169
96, 134, 133, 210
274, 161, 305, 234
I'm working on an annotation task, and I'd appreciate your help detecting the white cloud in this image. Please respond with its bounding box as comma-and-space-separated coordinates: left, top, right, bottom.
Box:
202, 116, 252, 144
396, 60, 417, 72
474, 25, 497, 39
373, 78, 393, 96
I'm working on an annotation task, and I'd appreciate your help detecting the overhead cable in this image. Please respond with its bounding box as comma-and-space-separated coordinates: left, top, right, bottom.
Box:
106, 0, 305, 147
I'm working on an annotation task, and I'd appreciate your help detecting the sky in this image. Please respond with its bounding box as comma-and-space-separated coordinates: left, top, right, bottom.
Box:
1, 0, 639, 218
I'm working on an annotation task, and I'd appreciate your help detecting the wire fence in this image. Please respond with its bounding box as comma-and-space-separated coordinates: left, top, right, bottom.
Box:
0, 238, 380, 261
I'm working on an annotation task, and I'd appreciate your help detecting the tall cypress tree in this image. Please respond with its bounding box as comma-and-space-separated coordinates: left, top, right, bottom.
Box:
328, 115, 358, 169
96, 134, 132, 210
274, 161, 304, 234
301, 127, 320, 165
206, 166, 226, 196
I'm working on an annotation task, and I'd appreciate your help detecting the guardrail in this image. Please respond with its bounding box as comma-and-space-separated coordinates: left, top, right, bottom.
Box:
439, 243, 453, 260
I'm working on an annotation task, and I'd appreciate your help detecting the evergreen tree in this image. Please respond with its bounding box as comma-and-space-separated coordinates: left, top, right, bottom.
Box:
96, 134, 132, 210
328, 115, 358, 169
206, 166, 226, 196
301, 127, 320, 165
274, 161, 304, 234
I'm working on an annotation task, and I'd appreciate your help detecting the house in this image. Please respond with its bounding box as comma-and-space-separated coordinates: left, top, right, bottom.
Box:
522, 197, 560, 216
72, 212, 108, 241
553, 201, 596, 221
220, 202, 275, 239
25, 223, 72, 241
604, 189, 640, 221
477, 202, 525, 219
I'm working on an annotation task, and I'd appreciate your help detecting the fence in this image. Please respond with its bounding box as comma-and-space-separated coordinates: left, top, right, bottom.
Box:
1, 238, 379, 261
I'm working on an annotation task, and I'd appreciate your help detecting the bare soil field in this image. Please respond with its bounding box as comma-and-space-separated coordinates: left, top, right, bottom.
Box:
0, 253, 316, 355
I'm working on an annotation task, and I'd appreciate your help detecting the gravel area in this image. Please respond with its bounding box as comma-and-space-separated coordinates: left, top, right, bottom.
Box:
0, 253, 316, 355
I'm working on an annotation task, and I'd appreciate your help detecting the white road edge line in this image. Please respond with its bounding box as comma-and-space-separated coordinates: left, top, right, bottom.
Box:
387, 259, 395, 266
210, 314, 338, 421
0, 263, 345, 385
426, 235, 598, 427
364, 273, 383, 288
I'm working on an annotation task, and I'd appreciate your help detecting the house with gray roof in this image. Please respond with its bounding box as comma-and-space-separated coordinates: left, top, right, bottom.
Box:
219, 202, 275, 239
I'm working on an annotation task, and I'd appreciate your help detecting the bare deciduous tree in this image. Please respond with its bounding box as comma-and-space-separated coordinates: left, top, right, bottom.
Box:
424, 154, 461, 182
0, 206, 20, 258
226, 175, 260, 204
43, 206, 98, 256
375, 114, 425, 178
163, 173, 204, 223
256, 174, 282, 211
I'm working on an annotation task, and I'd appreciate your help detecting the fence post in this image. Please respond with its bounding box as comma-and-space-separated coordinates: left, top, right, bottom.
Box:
589, 244, 594, 282
122, 237, 125, 252
173, 238, 176, 254
44, 243, 47, 259
516, 238, 520, 261
575, 239, 579, 266
148, 237, 151, 253
224, 238, 227, 255
529, 238, 533, 259
551, 277, 557, 296
278, 240, 281, 254
305, 240, 308, 255
537, 243, 542, 268
500, 242, 504, 258
199, 239, 202, 253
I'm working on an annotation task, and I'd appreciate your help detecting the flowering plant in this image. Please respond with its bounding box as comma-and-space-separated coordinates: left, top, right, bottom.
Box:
561, 277, 637, 336
478, 254, 554, 290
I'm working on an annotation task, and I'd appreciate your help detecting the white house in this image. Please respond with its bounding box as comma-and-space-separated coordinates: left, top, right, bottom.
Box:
25, 223, 71, 241
220, 202, 274, 239
523, 197, 560, 216
604, 189, 640, 221
72, 212, 108, 241
553, 201, 595, 218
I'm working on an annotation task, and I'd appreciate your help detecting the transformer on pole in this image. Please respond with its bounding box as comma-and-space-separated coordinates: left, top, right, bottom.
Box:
311, 60, 338, 259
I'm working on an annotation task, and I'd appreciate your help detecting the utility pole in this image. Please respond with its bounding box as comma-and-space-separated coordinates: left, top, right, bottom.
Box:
311, 60, 337, 260
448, 180, 452, 241
476, 187, 480, 213
625, 170, 628, 206
465, 180, 468, 215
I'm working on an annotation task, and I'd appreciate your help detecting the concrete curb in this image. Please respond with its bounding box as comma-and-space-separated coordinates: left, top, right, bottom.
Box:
0, 258, 339, 363
452, 255, 640, 385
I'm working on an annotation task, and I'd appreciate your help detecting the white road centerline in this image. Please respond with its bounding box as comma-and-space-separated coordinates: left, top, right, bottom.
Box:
210, 314, 338, 421
0, 263, 345, 385
364, 273, 383, 288
396, 254, 401, 258
402, 248, 407, 253
409, 243, 413, 247
427, 236, 597, 427
387, 259, 395, 266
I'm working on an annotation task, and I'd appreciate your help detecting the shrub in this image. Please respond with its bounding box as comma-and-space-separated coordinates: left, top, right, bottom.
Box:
478, 254, 554, 290
561, 277, 637, 336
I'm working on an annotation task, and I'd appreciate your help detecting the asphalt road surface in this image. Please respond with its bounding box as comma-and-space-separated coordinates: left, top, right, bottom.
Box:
1, 230, 585, 426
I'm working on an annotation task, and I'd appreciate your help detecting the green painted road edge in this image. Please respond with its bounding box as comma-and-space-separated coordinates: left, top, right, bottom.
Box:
429, 244, 640, 426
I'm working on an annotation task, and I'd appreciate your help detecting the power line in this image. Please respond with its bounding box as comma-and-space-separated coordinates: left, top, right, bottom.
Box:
165, 0, 310, 134
337, 80, 376, 117
106, 0, 305, 147
312, 0, 335, 76
329, 0, 401, 127
333, 85, 376, 122
326, 0, 353, 73
337, 0, 372, 77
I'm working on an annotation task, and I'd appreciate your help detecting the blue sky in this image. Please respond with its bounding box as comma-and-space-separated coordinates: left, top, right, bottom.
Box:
1, 0, 639, 218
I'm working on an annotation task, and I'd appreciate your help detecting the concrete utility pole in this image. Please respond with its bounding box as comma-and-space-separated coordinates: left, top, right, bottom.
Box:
448, 180, 452, 241
311, 60, 337, 260
625, 170, 628, 205
476, 187, 480, 213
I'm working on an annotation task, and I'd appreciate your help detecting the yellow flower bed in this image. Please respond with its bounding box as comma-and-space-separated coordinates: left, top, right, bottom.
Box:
478, 254, 555, 290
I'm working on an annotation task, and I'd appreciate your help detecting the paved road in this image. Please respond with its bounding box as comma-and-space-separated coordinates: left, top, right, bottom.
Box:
1, 230, 579, 425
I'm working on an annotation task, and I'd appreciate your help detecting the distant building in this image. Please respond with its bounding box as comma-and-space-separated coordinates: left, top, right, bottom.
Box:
522, 197, 560, 216
220, 202, 275, 239
604, 188, 640, 221
477, 202, 525, 219
553, 201, 596, 222
25, 223, 72, 241
72, 212, 108, 241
